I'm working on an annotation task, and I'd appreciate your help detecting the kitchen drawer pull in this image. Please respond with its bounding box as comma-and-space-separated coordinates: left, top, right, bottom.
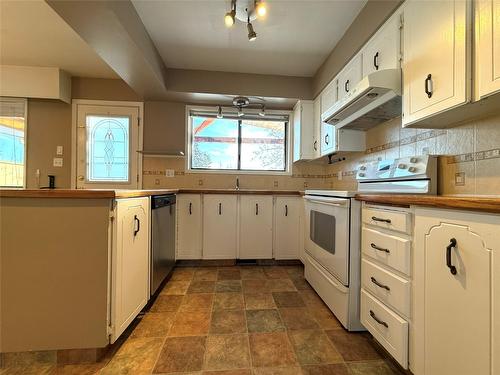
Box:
370, 310, 388, 328
374, 52, 379, 70
218, 203, 222, 215
425, 74, 433, 98
285, 204, 288, 217
313, 140, 318, 151
345, 79, 350, 93
446, 238, 457, 275
371, 216, 391, 224
371, 276, 391, 291
255, 203, 259, 215
133, 215, 140, 237
189, 202, 192, 215
325, 134, 329, 145
371, 243, 390, 253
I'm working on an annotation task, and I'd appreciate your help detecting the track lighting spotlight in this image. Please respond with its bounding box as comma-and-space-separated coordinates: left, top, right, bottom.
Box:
224, 0, 236, 27
237, 107, 244, 117
255, 1, 267, 17
259, 105, 266, 117
217, 106, 223, 119
247, 20, 257, 41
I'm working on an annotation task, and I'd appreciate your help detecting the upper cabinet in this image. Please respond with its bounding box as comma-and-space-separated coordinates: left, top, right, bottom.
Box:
321, 78, 338, 117
292, 100, 315, 162
402, 0, 471, 127
337, 54, 363, 102
362, 12, 402, 76
475, 0, 500, 99
312, 97, 321, 158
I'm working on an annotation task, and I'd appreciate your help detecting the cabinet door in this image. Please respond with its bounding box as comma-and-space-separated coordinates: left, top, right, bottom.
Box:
320, 123, 335, 155
402, 0, 470, 126
414, 213, 492, 375
476, 0, 500, 98
203, 195, 237, 259
176, 194, 202, 259
293, 100, 314, 162
312, 97, 321, 158
362, 12, 401, 76
320, 78, 338, 117
111, 197, 149, 343
239, 195, 273, 259
337, 54, 363, 102
274, 197, 301, 260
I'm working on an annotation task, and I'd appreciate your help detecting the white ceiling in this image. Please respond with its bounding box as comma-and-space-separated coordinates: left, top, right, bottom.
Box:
0, 0, 118, 79
133, 0, 367, 77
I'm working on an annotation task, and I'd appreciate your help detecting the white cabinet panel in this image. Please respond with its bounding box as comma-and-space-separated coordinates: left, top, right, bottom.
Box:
111, 197, 149, 343
239, 195, 273, 259
402, 0, 470, 127
274, 197, 301, 260
413, 208, 500, 375
320, 78, 338, 117
337, 54, 363, 102
176, 194, 202, 259
476, 0, 500, 98
362, 11, 401, 76
293, 100, 314, 162
202, 194, 237, 259
312, 97, 321, 158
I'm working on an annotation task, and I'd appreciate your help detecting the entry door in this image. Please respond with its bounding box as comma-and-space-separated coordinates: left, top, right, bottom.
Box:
76, 103, 141, 189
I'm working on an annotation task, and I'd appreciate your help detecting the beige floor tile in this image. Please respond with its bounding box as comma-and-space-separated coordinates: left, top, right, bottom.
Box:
52, 363, 105, 375
240, 268, 266, 280
291, 277, 312, 291
210, 310, 247, 334
153, 336, 206, 373
325, 330, 382, 362
265, 279, 297, 292
213, 293, 244, 311
203, 370, 251, 375
169, 310, 211, 336
301, 363, 350, 375
180, 293, 214, 312
244, 294, 276, 310
218, 269, 241, 280
262, 267, 289, 279
252, 367, 303, 375
248, 332, 297, 368
308, 304, 342, 330
299, 290, 323, 306
171, 268, 195, 281
204, 334, 251, 371
161, 280, 191, 295
188, 281, 216, 294
130, 312, 176, 338
194, 268, 219, 281
216, 280, 242, 293
149, 295, 184, 312
242, 279, 267, 293
272, 292, 305, 308
347, 360, 402, 375
280, 308, 320, 330
246, 309, 284, 333
288, 330, 342, 365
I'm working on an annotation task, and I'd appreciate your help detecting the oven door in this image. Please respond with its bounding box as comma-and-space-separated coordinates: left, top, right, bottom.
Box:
304, 195, 350, 286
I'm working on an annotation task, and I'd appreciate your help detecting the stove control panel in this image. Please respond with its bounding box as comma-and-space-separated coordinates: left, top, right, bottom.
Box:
356, 155, 435, 181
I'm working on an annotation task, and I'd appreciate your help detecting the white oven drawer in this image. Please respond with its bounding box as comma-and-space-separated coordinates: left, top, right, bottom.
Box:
362, 227, 411, 276
361, 289, 408, 369
361, 259, 410, 318
362, 206, 411, 235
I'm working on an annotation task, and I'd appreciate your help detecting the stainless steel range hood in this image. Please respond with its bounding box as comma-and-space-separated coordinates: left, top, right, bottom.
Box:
322, 69, 402, 131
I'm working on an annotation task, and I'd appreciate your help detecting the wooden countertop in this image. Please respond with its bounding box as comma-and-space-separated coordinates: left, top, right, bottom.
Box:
0, 188, 302, 199
355, 194, 500, 214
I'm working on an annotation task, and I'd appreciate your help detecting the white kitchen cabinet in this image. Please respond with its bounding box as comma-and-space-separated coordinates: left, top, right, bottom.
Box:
111, 197, 150, 343
413, 207, 500, 375
337, 54, 363, 102
320, 78, 338, 118
475, 0, 500, 99
320, 122, 335, 156
274, 197, 301, 260
402, 0, 471, 127
176, 194, 202, 259
292, 100, 314, 162
239, 195, 273, 259
202, 194, 237, 259
312, 96, 321, 158
331, 127, 366, 153
362, 10, 401, 76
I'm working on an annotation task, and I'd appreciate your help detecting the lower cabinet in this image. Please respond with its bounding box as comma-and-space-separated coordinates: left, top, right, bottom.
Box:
111, 197, 150, 343
176, 194, 202, 259
274, 197, 302, 259
413, 207, 500, 375
239, 195, 273, 259
202, 194, 238, 259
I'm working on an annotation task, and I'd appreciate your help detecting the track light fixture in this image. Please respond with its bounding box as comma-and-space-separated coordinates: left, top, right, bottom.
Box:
224, 0, 266, 41
237, 107, 244, 117
217, 106, 223, 119
259, 105, 266, 117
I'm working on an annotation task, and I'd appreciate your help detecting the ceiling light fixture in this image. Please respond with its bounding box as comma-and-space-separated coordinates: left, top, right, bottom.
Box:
259, 105, 266, 117
224, 0, 265, 41
224, 0, 236, 27
237, 107, 244, 117
217, 105, 223, 119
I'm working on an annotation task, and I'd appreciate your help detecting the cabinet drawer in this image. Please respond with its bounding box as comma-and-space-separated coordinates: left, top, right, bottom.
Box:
362, 227, 411, 276
361, 259, 410, 317
362, 206, 411, 234
361, 289, 408, 369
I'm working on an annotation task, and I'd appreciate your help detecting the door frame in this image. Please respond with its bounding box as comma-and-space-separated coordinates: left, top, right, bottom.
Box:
71, 100, 144, 189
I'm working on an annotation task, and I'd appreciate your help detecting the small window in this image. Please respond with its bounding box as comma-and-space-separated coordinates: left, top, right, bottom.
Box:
0, 98, 26, 187
188, 109, 289, 173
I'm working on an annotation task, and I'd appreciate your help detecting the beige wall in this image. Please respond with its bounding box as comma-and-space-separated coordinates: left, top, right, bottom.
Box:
143, 101, 186, 153
312, 0, 402, 96
324, 113, 500, 196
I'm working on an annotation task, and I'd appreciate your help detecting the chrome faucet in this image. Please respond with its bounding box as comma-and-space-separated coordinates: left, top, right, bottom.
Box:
236, 176, 240, 190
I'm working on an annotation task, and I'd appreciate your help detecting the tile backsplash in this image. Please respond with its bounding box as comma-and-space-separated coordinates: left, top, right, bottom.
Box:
143, 112, 500, 196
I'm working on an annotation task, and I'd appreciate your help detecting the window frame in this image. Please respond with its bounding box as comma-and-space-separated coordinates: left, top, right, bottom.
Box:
185, 105, 292, 175
0, 97, 28, 188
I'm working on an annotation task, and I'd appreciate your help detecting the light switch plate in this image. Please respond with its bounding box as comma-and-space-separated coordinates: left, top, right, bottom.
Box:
165, 169, 175, 177
455, 172, 465, 186
53, 157, 63, 167
56, 146, 63, 155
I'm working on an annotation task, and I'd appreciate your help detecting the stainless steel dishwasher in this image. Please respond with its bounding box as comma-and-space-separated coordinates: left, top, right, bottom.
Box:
150, 194, 176, 296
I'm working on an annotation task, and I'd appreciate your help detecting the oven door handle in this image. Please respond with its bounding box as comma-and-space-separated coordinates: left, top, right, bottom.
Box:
304, 195, 349, 207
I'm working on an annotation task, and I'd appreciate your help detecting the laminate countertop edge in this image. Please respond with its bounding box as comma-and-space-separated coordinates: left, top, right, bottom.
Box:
355, 194, 500, 214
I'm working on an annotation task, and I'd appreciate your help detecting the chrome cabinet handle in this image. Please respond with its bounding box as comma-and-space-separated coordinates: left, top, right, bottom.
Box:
371, 243, 390, 253
218, 203, 222, 215
285, 204, 288, 217
189, 202, 192, 215
371, 276, 390, 291
325, 134, 329, 145
425, 74, 433, 98
255, 203, 259, 215
345, 79, 350, 93
370, 310, 388, 328
374, 52, 379, 70
313, 140, 318, 151
133, 215, 140, 237
446, 238, 457, 275
371, 216, 391, 224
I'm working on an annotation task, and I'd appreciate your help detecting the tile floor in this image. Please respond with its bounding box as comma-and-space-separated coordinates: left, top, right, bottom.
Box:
1, 265, 407, 375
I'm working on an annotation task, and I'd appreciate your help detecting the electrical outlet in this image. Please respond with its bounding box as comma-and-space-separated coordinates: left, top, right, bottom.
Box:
198, 179, 203, 186
155, 178, 160, 185
455, 172, 465, 186
273, 180, 278, 187
56, 146, 63, 155
53, 157, 63, 167
165, 169, 175, 177
304, 182, 308, 188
